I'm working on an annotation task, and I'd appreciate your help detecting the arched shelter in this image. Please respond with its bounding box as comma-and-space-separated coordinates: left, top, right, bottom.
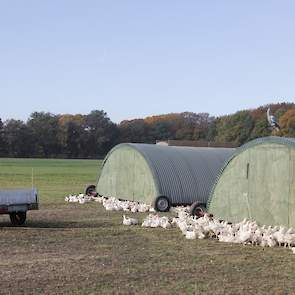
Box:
97, 143, 234, 211
208, 136, 295, 227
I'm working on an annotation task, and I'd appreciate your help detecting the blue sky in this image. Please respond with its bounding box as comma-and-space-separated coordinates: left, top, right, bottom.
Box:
0, 0, 294, 123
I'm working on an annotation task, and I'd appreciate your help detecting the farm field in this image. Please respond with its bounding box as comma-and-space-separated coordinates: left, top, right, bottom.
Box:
0, 159, 295, 294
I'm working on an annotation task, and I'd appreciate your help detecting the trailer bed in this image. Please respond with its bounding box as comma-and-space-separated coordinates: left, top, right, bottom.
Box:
0, 189, 38, 206
0, 188, 38, 225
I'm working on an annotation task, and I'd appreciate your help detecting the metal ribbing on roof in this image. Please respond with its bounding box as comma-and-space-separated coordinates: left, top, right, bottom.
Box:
124, 143, 235, 205
234, 136, 295, 151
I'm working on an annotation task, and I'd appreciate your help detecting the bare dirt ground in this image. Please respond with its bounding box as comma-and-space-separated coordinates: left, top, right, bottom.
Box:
1, 203, 295, 295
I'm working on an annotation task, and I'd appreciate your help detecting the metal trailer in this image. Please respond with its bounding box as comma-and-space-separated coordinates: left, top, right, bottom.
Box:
0, 188, 38, 226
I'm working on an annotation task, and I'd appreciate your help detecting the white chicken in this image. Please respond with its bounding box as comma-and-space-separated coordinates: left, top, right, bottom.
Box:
122, 215, 138, 226
185, 231, 197, 240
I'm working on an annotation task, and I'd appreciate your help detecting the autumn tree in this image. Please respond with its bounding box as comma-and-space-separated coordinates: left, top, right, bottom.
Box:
119, 119, 153, 143
214, 111, 254, 145
279, 109, 295, 137
58, 114, 84, 158
1, 102, 295, 158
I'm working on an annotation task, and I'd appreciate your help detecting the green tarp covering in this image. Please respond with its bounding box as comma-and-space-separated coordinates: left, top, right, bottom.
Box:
209, 137, 295, 228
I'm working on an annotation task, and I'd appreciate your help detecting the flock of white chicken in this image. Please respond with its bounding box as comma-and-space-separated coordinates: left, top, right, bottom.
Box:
65, 194, 153, 212
65, 194, 100, 204
65, 193, 295, 255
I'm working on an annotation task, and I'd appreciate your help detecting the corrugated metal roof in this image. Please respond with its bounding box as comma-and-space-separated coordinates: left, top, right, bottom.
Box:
104, 143, 235, 205
234, 136, 295, 151
207, 136, 295, 209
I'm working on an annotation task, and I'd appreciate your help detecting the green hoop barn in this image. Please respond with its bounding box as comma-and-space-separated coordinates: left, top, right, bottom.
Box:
208, 136, 295, 227
97, 143, 234, 210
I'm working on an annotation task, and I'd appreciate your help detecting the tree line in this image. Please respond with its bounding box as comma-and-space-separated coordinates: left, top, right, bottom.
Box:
0, 103, 294, 158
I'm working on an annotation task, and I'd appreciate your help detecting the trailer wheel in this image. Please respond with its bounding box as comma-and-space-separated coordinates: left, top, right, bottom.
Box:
154, 196, 171, 212
9, 212, 27, 226
190, 202, 206, 218
85, 185, 96, 196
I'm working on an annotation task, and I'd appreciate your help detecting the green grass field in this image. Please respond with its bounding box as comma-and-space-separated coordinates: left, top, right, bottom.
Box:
0, 158, 295, 295
0, 158, 100, 204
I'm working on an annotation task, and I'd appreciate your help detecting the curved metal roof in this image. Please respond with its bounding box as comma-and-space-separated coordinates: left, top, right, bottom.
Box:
232, 136, 295, 151
103, 143, 235, 205
207, 136, 295, 209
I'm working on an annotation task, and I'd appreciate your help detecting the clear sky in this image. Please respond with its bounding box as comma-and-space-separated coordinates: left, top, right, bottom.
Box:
0, 0, 294, 123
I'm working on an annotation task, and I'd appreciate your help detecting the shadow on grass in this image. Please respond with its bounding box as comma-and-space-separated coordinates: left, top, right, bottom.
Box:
0, 220, 111, 229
